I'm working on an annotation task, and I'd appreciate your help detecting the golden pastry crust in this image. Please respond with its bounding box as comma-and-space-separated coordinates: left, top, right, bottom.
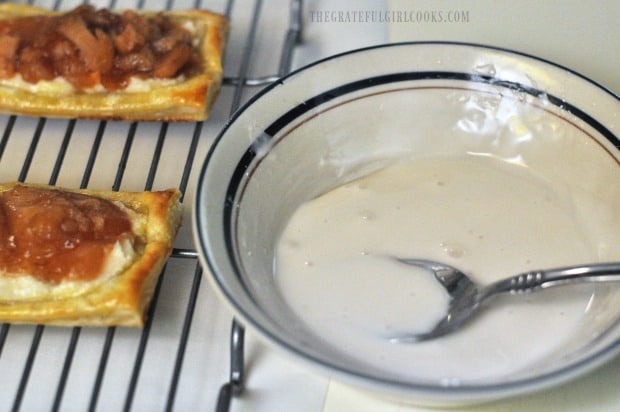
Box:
0, 182, 183, 327
0, 4, 228, 122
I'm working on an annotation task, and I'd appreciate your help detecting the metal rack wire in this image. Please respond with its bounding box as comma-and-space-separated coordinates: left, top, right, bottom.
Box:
0, 0, 303, 410
215, 2, 303, 411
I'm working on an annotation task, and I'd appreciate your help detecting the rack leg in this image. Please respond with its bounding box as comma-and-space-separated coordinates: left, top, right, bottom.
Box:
215, 320, 245, 412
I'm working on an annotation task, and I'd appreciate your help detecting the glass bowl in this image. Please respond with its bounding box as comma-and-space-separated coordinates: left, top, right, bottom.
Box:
193, 42, 620, 406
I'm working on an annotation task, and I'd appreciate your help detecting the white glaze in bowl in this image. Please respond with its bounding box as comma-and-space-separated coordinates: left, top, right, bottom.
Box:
193, 42, 620, 405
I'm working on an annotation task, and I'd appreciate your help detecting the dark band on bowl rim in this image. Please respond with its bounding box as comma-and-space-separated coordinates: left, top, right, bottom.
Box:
225, 71, 619, 277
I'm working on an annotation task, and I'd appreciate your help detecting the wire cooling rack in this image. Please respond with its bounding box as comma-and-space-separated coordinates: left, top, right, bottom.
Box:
0, 0, 306, 410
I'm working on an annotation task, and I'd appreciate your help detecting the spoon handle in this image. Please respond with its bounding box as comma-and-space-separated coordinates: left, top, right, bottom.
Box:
482, 262, 620, 297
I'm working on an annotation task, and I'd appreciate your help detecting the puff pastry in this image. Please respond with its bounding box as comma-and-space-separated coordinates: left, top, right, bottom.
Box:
0, 182, 182, 327
0, 4, 228, 122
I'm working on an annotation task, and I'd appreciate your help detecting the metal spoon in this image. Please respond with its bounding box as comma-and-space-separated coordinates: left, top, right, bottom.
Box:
390, 258, 620, 343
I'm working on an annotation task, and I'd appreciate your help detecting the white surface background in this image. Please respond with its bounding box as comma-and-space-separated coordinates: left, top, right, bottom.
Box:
387, 0, 619, 94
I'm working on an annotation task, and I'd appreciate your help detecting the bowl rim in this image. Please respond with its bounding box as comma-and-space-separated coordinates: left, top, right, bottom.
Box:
193, 41, 620, 403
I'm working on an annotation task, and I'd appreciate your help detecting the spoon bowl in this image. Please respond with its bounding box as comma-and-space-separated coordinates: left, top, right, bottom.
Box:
392, 259, 620, 343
